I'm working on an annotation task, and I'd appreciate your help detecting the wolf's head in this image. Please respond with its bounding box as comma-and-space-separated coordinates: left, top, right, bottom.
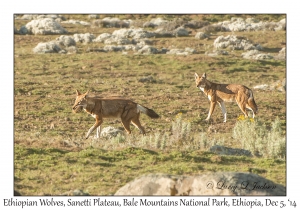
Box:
194, 72, 208, 88
72, 90, 89, 113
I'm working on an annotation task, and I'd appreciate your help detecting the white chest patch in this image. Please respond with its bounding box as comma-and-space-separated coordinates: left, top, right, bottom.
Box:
91, 114, 97, 119
207, 95, 211, 101
199, 87, 205, 92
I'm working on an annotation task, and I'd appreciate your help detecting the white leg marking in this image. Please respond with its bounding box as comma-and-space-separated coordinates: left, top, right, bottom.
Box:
206, 112, 211, 121
86, 126, 95, 139
218, 101, 227, 122
96, 126, 101, 139
246, 105, 255, 118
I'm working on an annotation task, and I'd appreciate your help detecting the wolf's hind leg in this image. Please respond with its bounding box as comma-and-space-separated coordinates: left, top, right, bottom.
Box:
121, 118, 131, 134
218, 101, 227, 123
131, 116, 146, 135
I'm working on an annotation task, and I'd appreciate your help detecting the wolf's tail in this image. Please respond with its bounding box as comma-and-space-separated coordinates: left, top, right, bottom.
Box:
137, 104, 160, 119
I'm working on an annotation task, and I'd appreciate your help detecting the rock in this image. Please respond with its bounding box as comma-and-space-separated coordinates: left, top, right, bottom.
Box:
275, 47, 286, 60
65, 46, 78, 54
93, 33, 112, 43
25, 18, 67, 35
138, 76, 156, 83
209, 145, 252, 156
174, 26, 189, 37
112, 28, 155, 39
115, 173, 286, 195
270, 79, 286, 92
18, 26, 28, 35
253, 78, 286, 92
89, 14, 100, 19
206, 50, 229, 57
19, 14, 65, 22
166, 48, 196, 55
61, 189, 89, 196
33, 41, 62, 54
100, 126, 123, 138
253, 84, 269, 91
73, 33, 95, 43
241, 50, 273, 60
61, 19, 90, 26
55, 35, 76, 47
86, 47, 107, 53
101, 17, 132, 28
214, 35, 261, 51
195, 32, 209, 40
104, 37, 132, 45
103, 45, 125, 52
215, 17, 286, 32
255, 54, 273, 60
137, 45, 159, 54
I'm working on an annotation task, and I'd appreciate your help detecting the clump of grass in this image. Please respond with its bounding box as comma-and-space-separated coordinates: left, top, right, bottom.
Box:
233, 116, 285, 159
171, 113, 192, 145
111, 133, 126, 144
86, 113, 219, 151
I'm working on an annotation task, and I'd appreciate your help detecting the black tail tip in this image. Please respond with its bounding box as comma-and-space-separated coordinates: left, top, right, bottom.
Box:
148, 109, 160, 118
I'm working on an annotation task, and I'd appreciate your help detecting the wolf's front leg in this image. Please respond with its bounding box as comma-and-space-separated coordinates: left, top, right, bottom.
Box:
206, 101, 217, 121
85, 119, 102, 139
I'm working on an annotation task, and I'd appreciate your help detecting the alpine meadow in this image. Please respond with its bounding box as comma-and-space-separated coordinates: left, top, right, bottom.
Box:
14, 14, 286, 195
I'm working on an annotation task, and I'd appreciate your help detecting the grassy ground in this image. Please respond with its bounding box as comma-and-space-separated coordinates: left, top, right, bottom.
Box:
14, 14, 286, 195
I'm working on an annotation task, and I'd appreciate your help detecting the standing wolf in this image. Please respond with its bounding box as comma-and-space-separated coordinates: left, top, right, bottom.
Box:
194, 73, 258, 122
72, 90, 159, 139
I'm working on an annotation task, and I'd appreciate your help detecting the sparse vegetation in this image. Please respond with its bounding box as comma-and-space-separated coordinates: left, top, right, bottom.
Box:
233, 116, 286, 159
14, 14, 286, 195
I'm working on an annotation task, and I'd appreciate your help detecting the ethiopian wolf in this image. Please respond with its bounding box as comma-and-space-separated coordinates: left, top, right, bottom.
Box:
194, 73, 257, 122
72, 90, 159, 139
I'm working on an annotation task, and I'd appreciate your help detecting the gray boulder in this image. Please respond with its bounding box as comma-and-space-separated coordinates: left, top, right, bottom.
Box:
61, 189, 90, 196
61, 19, 90, 26
174, 26, 189, 37
214, 35, 262, 51
195, 32, 209, 40
33, 42, 62, 54
19, 14, 65, 22
215, 17, 286, 32
100, 126, 123, 138
25, 18, 68, 35
275, 47, 286, 60
56, 35, 76, 47
73, 33, 95, 43
242, 50, 273, 60
103, 45, 125, 52
18, 26, 28, 35
93, 33, 112, 43
210, 145, 252, 156
137, 45, 159, 54
115, 173, 286, 196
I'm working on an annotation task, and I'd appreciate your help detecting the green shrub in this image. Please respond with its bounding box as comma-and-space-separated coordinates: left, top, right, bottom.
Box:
233, 116, 285, 159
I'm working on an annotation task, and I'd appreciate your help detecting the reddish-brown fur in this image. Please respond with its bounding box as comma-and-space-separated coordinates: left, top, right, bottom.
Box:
72, 90, 159, 139
194, 73, 257, 122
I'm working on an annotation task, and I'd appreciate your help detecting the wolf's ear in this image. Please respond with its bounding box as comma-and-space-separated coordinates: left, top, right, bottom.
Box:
84, 90, 89, 98
76, 90, 81, 96
84, 90, 89, 95
202, 73, 206, 78
194, 73, 199, 79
